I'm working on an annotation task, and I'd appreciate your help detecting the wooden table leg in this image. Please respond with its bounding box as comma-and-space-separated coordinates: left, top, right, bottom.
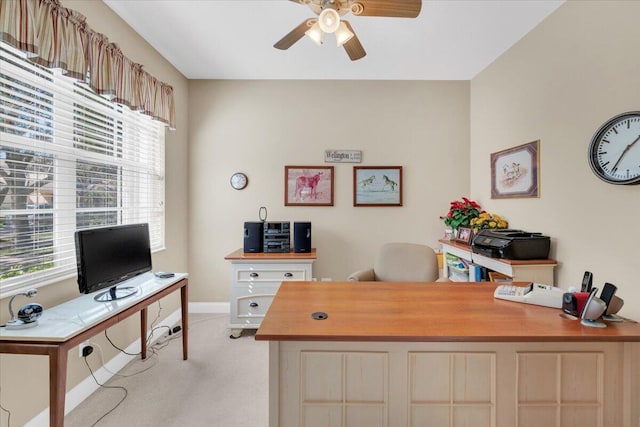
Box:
181, 282, 188, 360
49, 346, 67, 427
140, 307, 147, 360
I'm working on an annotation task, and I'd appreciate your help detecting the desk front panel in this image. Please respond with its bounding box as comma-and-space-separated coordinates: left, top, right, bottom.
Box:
273, 340, 639, 427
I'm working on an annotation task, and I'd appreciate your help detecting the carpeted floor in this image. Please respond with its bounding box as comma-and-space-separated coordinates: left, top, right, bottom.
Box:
65, 314, 269, 427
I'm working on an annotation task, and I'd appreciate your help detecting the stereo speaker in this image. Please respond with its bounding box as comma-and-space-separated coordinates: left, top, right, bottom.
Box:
293, 222, 311, 253
244, 222, 263, 253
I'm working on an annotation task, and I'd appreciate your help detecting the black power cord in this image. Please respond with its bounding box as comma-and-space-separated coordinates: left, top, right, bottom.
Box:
82, 345, 94, 358
83, 351, 128, 426
79, 300, 181, 426
104, 330, 140, 356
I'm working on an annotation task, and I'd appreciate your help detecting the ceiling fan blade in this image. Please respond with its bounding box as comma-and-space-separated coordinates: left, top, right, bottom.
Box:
342, 21, 366, 61
274, 19, 315, 50
352, 0, 422, 18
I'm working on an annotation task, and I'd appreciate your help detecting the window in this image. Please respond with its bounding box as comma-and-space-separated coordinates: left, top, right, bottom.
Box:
0, 42, 165, 296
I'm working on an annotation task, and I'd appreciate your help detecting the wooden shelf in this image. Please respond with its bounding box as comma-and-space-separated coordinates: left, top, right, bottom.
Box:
439, 239, 557, 284
224, 248, 316, 261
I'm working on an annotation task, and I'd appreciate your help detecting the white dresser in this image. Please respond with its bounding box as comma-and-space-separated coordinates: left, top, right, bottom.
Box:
224, 248, 316, 338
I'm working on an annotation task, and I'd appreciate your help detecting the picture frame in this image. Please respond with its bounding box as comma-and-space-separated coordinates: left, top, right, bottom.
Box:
442, 227, 454, 241
456, 226, 473, 245
285, 166, 334, 206
491, 140, 540, 199
353, 166, 403, 207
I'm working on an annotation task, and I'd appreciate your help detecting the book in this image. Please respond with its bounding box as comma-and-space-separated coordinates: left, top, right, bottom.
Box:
488, 271, 511, 282
468, 263, 481, 282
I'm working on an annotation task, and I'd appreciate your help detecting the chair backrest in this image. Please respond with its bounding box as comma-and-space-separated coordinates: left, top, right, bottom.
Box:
373, 243, 439, 282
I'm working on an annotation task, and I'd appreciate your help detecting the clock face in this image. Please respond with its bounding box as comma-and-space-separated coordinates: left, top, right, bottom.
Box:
230, 172, 248, 190
588, 112, 640, 185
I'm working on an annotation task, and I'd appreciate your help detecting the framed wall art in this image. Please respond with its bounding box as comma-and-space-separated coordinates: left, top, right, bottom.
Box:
353, 166, 403, 207
491, 140, 540, 199
285, 166, 334, 206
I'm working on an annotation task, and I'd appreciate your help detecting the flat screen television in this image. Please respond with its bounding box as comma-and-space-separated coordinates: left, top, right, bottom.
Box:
75, 223, 152, 301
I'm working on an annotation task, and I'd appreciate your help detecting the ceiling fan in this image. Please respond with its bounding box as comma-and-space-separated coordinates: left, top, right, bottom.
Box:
274, 0, 422, 61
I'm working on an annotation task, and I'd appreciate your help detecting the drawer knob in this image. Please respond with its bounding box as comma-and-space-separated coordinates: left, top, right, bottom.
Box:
249, 302, 259, 308
249, 272, 259, 278
284, 272, 293, 278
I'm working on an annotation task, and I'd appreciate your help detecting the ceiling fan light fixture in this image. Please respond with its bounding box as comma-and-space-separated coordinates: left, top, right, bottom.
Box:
335, 21, 354, 47
305, 22, 324, 45
318, 8, 340, 33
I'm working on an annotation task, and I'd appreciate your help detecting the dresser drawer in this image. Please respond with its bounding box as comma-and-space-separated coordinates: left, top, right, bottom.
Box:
236, 266, 308, 282
231, 287, 277, 324
225, 252, 315, 331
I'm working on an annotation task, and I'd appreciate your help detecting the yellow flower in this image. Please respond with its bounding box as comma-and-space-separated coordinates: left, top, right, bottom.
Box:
470, 212, 509, 231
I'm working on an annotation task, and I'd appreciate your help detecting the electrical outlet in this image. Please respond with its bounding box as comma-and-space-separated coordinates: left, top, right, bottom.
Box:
79, 340, 91, 357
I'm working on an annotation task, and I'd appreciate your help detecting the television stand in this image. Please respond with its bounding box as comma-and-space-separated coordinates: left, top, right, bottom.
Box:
0, 272, 188, 427
94, 285, 138, 302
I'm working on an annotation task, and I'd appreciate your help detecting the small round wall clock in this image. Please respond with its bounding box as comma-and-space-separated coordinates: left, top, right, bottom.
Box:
588, 111, 640, 185
230, 172, 248, 190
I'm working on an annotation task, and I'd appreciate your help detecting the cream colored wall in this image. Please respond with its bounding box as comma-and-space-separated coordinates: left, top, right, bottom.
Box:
0, 1, 189, 425
470, 1, 640, 320
188, 80, 470, 302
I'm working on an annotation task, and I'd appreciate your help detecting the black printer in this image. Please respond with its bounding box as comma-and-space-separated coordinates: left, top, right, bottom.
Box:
471, 229, 550, 260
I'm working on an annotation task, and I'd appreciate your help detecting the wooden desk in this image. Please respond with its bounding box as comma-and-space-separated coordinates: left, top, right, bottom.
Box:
0, 273, 188, 427
256, 281, 640, 427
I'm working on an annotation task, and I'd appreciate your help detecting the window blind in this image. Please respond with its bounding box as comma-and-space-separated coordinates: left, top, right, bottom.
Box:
0, 42, 165, 296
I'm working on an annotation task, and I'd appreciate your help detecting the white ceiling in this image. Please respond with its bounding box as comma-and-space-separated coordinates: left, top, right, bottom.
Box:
104, 0, 564, 80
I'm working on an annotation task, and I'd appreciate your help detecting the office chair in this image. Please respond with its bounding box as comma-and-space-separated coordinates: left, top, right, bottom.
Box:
348, 242, 443, 282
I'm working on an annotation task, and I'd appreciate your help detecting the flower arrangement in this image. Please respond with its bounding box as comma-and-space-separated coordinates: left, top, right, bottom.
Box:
440, 197, 482, 230
470, 212, 509, 231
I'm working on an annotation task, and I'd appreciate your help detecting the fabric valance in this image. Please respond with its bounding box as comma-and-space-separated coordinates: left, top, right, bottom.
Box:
0, 0, 175, 129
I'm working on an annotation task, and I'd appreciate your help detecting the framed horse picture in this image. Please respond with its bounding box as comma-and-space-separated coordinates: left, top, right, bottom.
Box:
353, 166, 403, 207
285, 166, 334, 206
490, 140, 540, 199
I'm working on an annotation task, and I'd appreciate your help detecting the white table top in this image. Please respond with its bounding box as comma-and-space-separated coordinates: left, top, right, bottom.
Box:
0, 272, 188, 342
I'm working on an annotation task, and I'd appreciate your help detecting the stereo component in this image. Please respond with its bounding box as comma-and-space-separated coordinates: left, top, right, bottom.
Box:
244, 222, 264, 253
263, 222, 290, 253
293, 222, 311, 253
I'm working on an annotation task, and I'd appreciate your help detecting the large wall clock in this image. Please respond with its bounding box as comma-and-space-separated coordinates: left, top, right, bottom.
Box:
588, 111, 640, 185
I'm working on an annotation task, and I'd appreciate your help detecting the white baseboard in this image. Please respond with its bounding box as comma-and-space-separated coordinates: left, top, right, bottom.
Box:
25, 302, 229, 426
189, 302, 230, 313
25, 309, 183, 427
